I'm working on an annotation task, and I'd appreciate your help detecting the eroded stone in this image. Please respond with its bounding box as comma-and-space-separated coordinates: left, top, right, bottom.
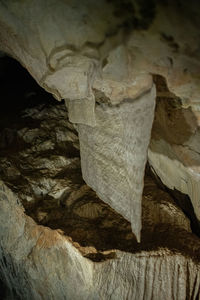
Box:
0, 91, 200, 298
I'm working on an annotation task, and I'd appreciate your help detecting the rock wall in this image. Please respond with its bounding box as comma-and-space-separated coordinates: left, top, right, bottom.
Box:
0, 1, 200, 234
1, 164, 200, 299
0, 0, 200, 298
149, 75, 200, 224
0, 0, 157, 241
0, 82, 199, 299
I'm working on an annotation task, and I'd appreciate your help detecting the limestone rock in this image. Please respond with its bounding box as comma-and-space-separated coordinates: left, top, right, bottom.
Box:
148, 75, 200, 223
1, 0, 200, 238
0, 4, 200, 297
0, 97, 200, 299
1, 161, 200, 299
78, 86, 156, 242
0, 1, 158, 240
0, 99, 80, 205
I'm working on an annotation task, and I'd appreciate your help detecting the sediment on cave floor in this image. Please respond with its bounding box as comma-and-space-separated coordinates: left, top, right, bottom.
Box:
0, 57, 200, 263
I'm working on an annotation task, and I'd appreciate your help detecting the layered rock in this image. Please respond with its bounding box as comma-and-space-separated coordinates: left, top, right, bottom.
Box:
0, 0, 200, 235
1, 98, 200, 299
0, 0, 200, 297
0, 0, 157, 240
78, 86, 155, 242
149, 75, 200, 225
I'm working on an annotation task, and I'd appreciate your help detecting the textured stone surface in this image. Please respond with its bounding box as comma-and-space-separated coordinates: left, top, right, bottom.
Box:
0, 1, 200, 297
1, 100, 200, 299
78, 86, 156, 241
1, 176, 200, 299
0, 90, 155, 245
0, 0, 158, 240
1, 0, 200, 237
148, 75, 200, 223
0, 102, 80, 205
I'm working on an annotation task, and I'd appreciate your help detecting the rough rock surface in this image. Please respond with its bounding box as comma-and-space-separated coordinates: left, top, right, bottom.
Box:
0, 0, 200, 237
1, 99, 200, 299
0, 1, 200, 297
78, 86, 155, 241
149, 75, 200, 224
0, 0, 161, 240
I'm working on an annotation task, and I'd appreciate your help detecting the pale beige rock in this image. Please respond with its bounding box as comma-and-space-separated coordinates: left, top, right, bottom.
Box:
0, 0, 200, 249
1, 173, 200, 299
148, 75, 200, 223
124, 1, 200, 219
0, 0, 157, 239
78, 86, 156, 241
126, 2, 200, 111
0, 98, 200, 299
148, 140, 200, 221
66, 96, 96, 127
0, 0, 130, 102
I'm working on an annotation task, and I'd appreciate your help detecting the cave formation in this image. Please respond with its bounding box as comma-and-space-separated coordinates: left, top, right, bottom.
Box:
0, 1, 200, 299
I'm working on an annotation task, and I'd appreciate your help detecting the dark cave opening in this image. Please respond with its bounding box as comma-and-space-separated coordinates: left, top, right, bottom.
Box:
0, 56, 200, 265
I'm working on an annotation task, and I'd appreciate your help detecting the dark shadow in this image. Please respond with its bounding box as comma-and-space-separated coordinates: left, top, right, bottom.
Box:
0, 279, 8, 300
